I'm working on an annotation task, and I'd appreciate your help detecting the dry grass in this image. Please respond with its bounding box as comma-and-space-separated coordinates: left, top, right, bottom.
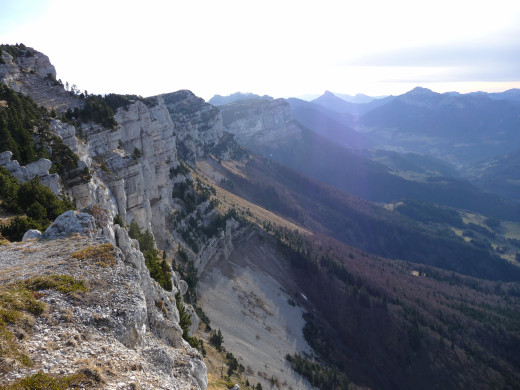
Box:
0, 285, 43, 370
198, 331, 248, 390
195, 162, 311, 237
0, 275, 87, 371
73, 358, 107, 387
23, 275, 87, 295
0, 370, 86, 390
220, 160, 248, 179
71, 243, 116, 267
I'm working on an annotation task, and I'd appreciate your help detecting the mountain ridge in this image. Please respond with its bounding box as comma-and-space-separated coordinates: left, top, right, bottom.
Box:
1, 44, 520, 390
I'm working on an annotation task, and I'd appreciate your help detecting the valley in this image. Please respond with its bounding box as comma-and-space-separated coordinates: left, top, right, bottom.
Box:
0, 44, 519, 390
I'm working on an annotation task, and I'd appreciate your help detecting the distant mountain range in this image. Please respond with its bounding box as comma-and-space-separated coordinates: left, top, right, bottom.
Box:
214, 88, 520, 204
358, 87, 520, 166
311, 90, 394, 116
217, 95, 520, 221
208, 92, 273, 106
333, 92, 383, 104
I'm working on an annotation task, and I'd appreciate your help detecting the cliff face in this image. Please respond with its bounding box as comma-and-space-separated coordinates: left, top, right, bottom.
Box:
161, 90, 223, 162
0, 46, 216, 388
69, 99, 180, 248
0, 211, 206, 389
219, 98, 302, 149
0, 46, 310, 390
60, 92, 224, 250
0, 45, 83, 113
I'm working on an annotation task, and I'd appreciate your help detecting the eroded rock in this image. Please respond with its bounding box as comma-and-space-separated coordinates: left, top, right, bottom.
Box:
43, 210, 98, 238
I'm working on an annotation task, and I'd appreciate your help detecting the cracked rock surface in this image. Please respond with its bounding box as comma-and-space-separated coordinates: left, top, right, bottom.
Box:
0, 217, 207, 389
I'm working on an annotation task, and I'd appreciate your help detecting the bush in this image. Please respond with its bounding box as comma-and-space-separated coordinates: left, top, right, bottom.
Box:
127, 220, 172, 291
209, 329, 224, 351
132, 147, 142, 160
80, 95, 117, 130
175, 292, 201, 349
0, 216, 42, 241
113, 214, 125, 227
0, 172, 75, 241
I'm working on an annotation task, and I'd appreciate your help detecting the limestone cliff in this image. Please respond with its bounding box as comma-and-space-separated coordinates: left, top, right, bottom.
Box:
161, 90, 223, 162
0, 45, 83, 113
0, 151, 61, 195
0, 45, 310, 390
0, 211, 207, 389
0, 45, 221, 388
219, 98, 302, 149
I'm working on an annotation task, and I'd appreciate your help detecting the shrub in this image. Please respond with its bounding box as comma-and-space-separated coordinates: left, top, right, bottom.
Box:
132, 147, 142, 161
0, 216, 42, 241
127, 221, 172, 291
113, 214, 125, 227
80, 95, 117, 130
175, 292, 201, 349
209, 329, 224, 351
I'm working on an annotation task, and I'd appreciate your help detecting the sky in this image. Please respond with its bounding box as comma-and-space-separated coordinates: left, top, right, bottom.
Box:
1, 0, 520, 101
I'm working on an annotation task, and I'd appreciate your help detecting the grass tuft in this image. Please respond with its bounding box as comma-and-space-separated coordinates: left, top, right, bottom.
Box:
24, 275, 87, 295
0, 370, 85, 390
71, 243, 116, 267
0, 275, 87, 370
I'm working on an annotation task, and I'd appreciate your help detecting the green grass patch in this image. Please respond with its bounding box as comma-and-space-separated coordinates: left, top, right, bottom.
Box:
23, 275, 87, 295
0, 370, 85, 390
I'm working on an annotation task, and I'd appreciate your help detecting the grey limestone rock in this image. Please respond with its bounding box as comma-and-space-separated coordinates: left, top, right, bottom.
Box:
22, 229, 42, 241
0, 46, 82, 113
43, 210, 98, 239
220, 98, 302, 149
0, 151, 61, 195
161, 90, 223, 161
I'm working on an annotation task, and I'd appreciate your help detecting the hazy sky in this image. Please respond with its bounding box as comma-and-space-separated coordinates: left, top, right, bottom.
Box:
1, 0, 520, 100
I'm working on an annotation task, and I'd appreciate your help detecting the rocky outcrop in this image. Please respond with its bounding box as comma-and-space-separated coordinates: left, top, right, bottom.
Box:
72, 99, 182, 248
0, 210, 207, 389
0, 45, 82, 113
43, 210, 98, 239
195, 218, 239, 275
22, 229, 42, 241
0, 151, 61, 195
161, 90, 223, 162
219, 98, 302, 149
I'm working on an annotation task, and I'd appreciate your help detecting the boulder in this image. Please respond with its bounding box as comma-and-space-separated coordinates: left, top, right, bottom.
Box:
22, 229, 42, 241
43, 210, 98, 238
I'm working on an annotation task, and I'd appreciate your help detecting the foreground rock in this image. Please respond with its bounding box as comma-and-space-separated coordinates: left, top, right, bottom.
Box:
0, 212, 207, 389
